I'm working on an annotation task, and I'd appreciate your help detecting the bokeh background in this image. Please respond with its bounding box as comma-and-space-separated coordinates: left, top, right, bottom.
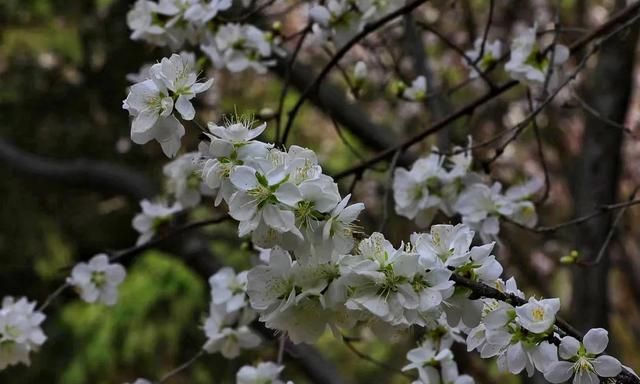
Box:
1, 0, 640, 383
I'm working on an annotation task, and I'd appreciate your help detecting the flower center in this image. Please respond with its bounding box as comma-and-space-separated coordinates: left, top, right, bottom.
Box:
532, 307, 545, 321
91, 271, 108, 288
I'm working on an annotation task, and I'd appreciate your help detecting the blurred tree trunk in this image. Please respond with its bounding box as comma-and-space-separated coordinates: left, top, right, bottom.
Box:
570, 0, 639, 333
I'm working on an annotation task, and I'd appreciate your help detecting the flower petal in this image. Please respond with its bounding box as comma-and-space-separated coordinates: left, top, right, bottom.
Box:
593, 355, 622, 378
583, 328, 608, 355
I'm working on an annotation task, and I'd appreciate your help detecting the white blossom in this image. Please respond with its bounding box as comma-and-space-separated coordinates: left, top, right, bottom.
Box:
544, 328, 622, 384
236, 362, 290, 384
515, 297, 560, 334
403, 343, 473, 384
0, 297, 47, 370
505, 24, 569, 84
411, 224, 474, 269
403, 76, 427, 101
308, 0, 358, 44
184, 0, 232, 25
201, 24, 274, 74
132, 199, 182, 245
228, 163, 303, 239
124, 379, 152, 384
353, 61, 367, 84
464, 38, 502, 79
323, 194, 364, 254
150, 53, 213, 120
209, 267, 249, 313
67, 254, 127, 306
393, 154, 447, 227
203, 303, 261, 358
127, 0, 166, 45
163, 152, 212, 207
343, 233, 419, 325
454, 183, 509, 241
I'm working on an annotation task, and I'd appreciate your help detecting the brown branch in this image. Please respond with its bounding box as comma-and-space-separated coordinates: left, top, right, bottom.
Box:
0, 138, 157, 200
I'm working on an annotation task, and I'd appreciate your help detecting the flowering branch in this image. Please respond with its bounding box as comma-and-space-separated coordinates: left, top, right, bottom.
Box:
333, 0, 640, 180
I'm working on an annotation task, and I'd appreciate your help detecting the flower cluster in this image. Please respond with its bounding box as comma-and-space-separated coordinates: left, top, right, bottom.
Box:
243, 223, 494, 342
127, 0, 276, 74
308, 0, 398, 45
466, 292, 625, 382
201, 23, 277, 74
128, 0, 232, 49
201, 118, 364, 256
0, 297, 47, 370
123, 53, 212, 157
66, 254, 127, 306
467, 293, 560, 376
203, 267, 261, 358
393, 147, 540, 241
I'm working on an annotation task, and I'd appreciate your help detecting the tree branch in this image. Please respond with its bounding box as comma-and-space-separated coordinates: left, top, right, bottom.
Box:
0, 138, 157, 200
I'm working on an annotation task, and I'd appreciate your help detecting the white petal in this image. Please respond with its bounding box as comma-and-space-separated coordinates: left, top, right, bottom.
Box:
593, 355, 622, 377
274, 183, 302, 207
230, 166, 259, 191
175, 95, 195, 120
583, 328, 608, 355
559, 336, 580, 359
507, 343, 527, 374
132, 110, 159, 134
544, 361, 575, 383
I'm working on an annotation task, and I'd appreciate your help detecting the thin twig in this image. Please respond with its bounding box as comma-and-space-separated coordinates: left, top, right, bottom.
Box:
572, 91, 636, 138
342, 336, 412, 379
476, 0, 495, 63
158, 349, 205, 383
580, 187, 639, 266
37, 282, 70, 312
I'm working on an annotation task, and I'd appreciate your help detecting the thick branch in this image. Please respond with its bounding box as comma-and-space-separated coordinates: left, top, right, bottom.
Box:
0, 138, 157, 200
